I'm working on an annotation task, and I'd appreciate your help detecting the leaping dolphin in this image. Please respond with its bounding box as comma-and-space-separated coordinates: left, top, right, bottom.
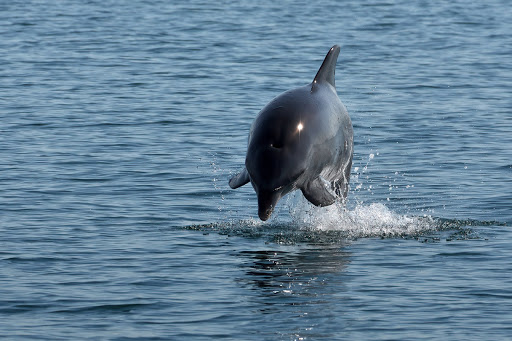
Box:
229, 45, 354, 221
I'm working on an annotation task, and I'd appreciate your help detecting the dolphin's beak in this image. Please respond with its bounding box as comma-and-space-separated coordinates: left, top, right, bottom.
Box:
257, 191, 281, 221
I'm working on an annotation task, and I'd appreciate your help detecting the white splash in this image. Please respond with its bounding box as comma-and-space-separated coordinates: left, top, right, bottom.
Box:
286, 193, 435, 238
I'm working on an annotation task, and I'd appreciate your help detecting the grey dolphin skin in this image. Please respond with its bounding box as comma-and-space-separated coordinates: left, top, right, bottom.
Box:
229, 45, 354, 221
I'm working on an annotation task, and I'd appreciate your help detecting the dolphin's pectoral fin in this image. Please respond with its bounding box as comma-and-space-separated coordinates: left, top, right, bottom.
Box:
301, 176, 338, 207
229, 167, 250, 189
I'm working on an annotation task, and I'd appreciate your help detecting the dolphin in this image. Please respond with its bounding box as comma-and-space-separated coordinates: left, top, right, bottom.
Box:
229, 45, 353, 221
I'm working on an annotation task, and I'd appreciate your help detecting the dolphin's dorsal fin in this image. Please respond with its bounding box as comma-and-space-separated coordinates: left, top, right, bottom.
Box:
312, 45, 340, 90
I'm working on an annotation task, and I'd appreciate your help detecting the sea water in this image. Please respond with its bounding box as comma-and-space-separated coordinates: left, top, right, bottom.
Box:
1, 0, 511, 340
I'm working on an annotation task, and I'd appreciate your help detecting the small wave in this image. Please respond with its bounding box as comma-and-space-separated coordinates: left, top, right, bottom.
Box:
53, 302, 155, 314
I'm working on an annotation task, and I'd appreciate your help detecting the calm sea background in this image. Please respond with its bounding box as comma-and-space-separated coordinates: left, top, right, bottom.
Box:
1, 0, 511, 340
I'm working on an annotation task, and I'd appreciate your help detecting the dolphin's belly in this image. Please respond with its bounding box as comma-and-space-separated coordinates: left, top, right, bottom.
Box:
314, 104, 353, 184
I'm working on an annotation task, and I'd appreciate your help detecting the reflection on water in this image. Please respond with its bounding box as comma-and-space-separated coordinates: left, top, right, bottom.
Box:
238, 245, 350, 295
235, 245, 352, 339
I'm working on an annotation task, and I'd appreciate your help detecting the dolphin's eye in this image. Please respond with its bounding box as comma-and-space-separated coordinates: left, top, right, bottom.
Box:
270, 142, 283, 149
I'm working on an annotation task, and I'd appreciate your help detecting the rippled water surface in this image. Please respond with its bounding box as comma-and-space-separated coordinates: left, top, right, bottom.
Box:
1, 0, 511, 340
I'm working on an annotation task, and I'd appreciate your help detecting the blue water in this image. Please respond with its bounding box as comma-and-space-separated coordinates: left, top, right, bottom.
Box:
1, 0, 511, 339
